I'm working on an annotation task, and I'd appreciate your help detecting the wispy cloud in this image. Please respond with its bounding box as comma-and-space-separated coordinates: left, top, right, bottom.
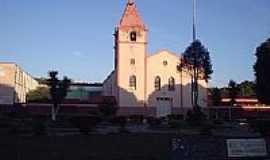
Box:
72, 51, 84, 57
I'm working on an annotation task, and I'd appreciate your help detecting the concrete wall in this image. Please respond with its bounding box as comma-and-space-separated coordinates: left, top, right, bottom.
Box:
103, 71, 116, 97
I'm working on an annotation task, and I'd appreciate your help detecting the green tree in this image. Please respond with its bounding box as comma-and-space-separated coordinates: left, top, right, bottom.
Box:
228, 80, 239, 106
26, 87, 50, 103
254, 38, 270, 105
183, 40, 213, 111
210, 87, 221, 106
47, 71, 71, 121
237, 80, 256, 97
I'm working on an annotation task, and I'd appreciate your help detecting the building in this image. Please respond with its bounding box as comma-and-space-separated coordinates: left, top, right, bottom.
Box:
67, 82, 103, 100
221, 97, 259, 106
103, 0, 208, 117
0, 63, 39, 104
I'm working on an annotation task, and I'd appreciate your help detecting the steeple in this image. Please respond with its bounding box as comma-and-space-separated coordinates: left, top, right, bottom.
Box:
118, 0, 146, 30
128, 0, 134, 5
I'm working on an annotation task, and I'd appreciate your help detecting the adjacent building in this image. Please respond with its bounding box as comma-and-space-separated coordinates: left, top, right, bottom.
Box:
103, 1, 208, 117
0, 63, 39, 104
67, 82, 103, 100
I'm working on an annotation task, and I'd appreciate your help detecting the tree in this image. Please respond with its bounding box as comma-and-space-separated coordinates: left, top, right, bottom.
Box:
26, 87, 50, 103
183, 40, 213, 111
35, 77, 49, 85
47, 71, 71, 121
210, 87, 221, 106
254, 38, 270, 105
237, 80, 256, 97
228, 80, 239, 106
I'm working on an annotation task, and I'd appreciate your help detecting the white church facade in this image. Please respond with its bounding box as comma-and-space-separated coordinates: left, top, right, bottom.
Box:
103, 0, 208, 117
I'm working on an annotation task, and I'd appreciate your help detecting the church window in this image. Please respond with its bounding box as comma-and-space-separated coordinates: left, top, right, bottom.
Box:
129, 75, 137, 90
168, 77, 175, 91
130, 58, 136, 65
130, 31, 137, 41
154, 76, 161, 91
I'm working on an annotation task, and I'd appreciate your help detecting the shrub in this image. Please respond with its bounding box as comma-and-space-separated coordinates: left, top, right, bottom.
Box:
32, 119, 46, 136
8, 122, 20, 135
147, 117, 161, 127
199, 121, 214, 135
168, 120, 187, 129
110, 116, 127, 127
213, 119, 223, 125
118, 126, 130, 134
200, 125, 213, 136
167, 114, 184, 121
98, 103, 118, 118
129, 115, 144, 124
248, 119, 270, 135
70, 116, 98, 135
186, 109, 207, 127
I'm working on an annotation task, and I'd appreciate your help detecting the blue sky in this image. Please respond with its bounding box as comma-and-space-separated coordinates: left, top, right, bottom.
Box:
0, 0, 269, 87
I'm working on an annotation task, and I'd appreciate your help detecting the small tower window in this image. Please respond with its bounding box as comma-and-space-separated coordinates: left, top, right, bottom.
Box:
130, 31, 137, 41
163, 60, 168, 66
154, 76, 161, 91
129, 75, 137, 90
168, 77, 175, 91
130, 58, 136, 65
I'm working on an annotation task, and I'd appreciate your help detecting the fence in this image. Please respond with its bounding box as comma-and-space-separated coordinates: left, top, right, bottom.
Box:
208, 105, 270, 120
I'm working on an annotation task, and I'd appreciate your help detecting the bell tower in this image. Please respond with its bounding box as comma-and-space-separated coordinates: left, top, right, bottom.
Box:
114, 0, 148, 108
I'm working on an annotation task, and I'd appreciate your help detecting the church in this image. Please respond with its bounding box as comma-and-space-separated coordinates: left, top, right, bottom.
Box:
103, 0, 208, 117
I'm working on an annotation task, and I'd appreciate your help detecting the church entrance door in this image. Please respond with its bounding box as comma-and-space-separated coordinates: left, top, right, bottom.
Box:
156, 97, 172, 117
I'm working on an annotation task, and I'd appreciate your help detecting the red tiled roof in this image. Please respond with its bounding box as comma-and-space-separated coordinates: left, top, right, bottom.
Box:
118, 1, 146, 30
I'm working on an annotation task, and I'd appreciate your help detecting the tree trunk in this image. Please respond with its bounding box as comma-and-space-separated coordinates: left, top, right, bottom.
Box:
51, 103, 57, 121
191, 75, 194, 106
193, 67, 201, 114
194, 68, 199, 107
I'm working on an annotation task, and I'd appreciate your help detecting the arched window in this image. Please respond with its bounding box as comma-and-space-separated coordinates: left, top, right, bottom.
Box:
130, 31, 137, 42
168, 77, 175, 91
154, 76, 161, 91
129, 75, 136, 90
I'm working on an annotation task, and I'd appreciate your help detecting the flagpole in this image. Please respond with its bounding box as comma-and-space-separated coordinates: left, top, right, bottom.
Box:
193, 0, 197, 41
191, 0, 197, 107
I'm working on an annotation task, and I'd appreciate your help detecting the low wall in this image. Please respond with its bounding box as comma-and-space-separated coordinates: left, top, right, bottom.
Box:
209, 106, 270, 120
0, 135, 269, 160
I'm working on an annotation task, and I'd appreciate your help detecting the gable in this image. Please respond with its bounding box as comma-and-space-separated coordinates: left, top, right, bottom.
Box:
147, 50, 181, 63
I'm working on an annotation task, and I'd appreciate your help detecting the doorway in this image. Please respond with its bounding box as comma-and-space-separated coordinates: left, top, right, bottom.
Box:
156, 97, 172, 117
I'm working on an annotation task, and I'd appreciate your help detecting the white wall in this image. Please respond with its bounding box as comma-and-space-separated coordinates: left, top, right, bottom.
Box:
146, 50, 195, 109
0, 63, 16, 104
103, 71, 117, 97
0, 63, 39, 104
116, 29, 147, 107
